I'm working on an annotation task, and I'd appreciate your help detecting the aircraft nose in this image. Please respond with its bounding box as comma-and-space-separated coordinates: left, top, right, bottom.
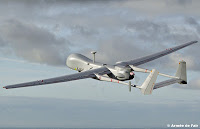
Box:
66, 54, 75, 68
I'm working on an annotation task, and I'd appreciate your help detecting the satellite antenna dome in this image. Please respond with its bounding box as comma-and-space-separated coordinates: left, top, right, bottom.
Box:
91, 51, 97, 54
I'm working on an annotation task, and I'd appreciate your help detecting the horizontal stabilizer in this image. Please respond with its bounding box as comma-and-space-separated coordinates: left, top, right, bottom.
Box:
175, 60, 187, 84
153, 78, 181, 90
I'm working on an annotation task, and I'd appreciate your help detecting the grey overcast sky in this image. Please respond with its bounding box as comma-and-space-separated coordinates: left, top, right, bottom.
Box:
0, 0, 200, 128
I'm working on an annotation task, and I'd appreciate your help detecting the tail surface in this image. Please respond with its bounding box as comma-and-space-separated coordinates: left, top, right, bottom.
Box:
175, 60, 187, 84
153, 60, 187, 90
140, 69, 159, 95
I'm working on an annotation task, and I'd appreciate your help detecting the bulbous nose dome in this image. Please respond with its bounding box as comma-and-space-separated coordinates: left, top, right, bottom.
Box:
66, 53, 92, 69
66, 54, 79, 68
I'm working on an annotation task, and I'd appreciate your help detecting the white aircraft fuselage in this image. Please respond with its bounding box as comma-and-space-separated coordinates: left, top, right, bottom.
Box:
66, 53, 134, 81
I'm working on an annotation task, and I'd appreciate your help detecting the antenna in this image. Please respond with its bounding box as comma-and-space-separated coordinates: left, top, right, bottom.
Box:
91, 51, 97, 63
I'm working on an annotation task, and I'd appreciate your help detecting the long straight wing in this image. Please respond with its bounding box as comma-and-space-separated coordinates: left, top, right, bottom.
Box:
116, 41, 198, 66
4, 67, 110, 89
153, 78, 181, 90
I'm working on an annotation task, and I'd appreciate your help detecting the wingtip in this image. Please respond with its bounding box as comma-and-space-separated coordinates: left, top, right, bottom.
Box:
3, 87, 7, 89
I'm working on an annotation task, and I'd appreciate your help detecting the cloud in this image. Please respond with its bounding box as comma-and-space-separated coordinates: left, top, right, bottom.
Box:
82, 37, 147, 64
0, 0, 199, 70
165, 0, 193, 7
79, 18, 200, 69
188, 78, 200, 89
0, 20, 70, 66
71, 25, 99, 36
175, 78, 200, 90
115, 0, 200, 16
167, 53, 197, 71
185, 17, 200, 34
